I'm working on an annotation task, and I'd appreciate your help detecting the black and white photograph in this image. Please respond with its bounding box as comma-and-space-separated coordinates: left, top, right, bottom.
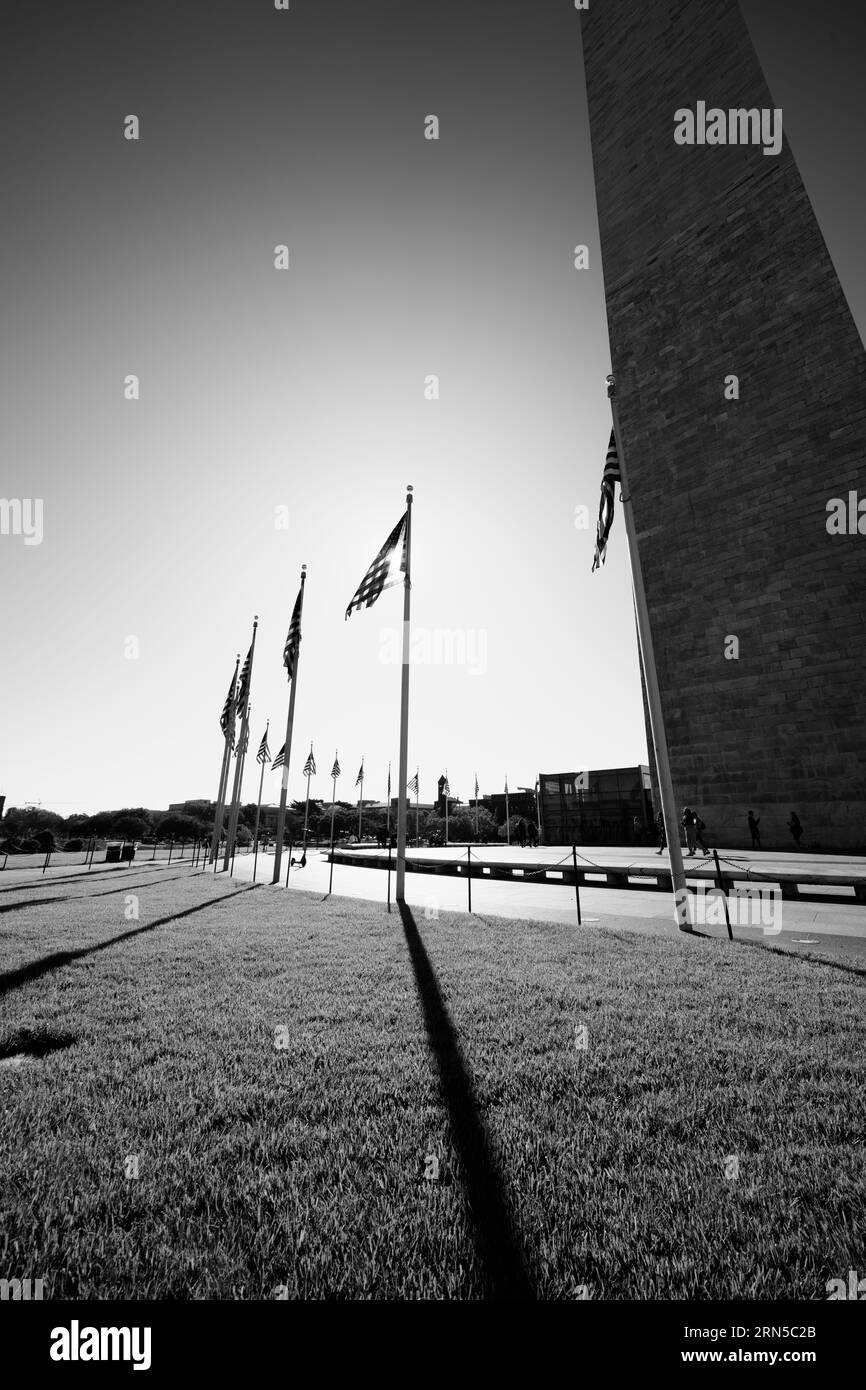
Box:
1, 0, 864, 1368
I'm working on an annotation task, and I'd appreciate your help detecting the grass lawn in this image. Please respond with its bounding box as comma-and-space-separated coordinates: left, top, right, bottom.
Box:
0, 866, 863, 1299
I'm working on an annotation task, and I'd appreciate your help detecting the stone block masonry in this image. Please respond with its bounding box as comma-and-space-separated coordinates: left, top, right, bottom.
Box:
582, 0, 866, 850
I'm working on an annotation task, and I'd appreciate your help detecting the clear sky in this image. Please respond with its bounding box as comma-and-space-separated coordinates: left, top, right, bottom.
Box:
1, 0, 863, 816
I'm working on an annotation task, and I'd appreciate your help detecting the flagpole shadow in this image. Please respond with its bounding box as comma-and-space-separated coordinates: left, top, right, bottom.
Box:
397, 900, 536, 1300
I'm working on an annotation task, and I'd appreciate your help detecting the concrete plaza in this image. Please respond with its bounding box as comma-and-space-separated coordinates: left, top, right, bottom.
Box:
226, 842, 866, 959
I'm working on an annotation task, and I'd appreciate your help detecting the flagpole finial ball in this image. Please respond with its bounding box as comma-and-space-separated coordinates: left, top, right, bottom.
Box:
407, 484, 413, 492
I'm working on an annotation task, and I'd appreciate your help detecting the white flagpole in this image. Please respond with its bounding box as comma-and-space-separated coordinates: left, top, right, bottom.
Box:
273, 565, 307, 884
386, 763, 391, 846
415, 772, 419, 848
444, 771, 449, 846
505, 777, 511, 846
210, 653, 239, 864
223, 618, 258, 870
302, 745, 314, 848
606, 373, 688, 929
395, 486, 413, 903
252, 719, 269, 883
357, 761, 364, 842
327, 756, 339, 894
474, 776, 479, 839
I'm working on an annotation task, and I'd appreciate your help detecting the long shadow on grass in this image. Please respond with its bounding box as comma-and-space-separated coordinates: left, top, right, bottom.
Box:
0, 871, 198, 916
0, 885, 258, 998
725, 932, 866, 979
397, 901, 536, 1301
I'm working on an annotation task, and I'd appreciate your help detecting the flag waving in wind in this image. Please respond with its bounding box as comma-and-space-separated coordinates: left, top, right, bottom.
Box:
345, 512, 408, 619
442, 773, 450, 796
303, 746, 316, 778
220, 671, 237, 737
271, 743, 286, 771
283, 583, 303, 681
474, 774, 479, 798
592, 429, 621, 572
237, 645, 253, 711
408, 771, 419, 796
331, 754, 341, 780
256, 730, 271, 765
355, 760, 364, 787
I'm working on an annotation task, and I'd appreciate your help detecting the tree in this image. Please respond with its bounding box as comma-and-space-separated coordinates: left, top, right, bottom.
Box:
157, 813, 205, 841
1, 807, 65, 840
112, 813, 150, 841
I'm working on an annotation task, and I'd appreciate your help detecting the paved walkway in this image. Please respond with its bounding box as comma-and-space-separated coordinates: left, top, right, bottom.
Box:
224, 843, 866, 954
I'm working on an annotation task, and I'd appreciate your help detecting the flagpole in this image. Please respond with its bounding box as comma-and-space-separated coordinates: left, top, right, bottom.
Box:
607, 373, 689, 930
252, 719, 269, 883
386, 763, 391, 847
505, 777, 511, 846
328, 757, 338, 894
444, 771, 449, 847
223, 619, 258, 870
302, 745, 313, 848
475, 776, 479, 839
357, 762, 364, 842
232, 706, 251, 875
415, 772, 419, 848
395, 485, 413, 903
273, 565, 307, 884
211, 654, 239, 864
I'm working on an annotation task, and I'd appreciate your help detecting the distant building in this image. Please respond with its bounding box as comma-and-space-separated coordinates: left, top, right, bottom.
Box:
539, 767, 653, 845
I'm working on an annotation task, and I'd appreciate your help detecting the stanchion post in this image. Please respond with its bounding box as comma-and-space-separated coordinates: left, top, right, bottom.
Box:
467, 845, 472, 914
387, 840, 392, 913
286, 841, 293, 889
713, 849, 734, 941
168, 839, 174, 866
572, 844, 582, 926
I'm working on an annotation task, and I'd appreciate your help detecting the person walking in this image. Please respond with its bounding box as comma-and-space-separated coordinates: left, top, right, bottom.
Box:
633, 815, 643, 846
694, 813, 710, 856
527, 820, 538, 849
682, 806, 697, 855
747, 810, 761, 850
517, 817, 527, 849
787, 811, 803, 848
655, 809, 666, 853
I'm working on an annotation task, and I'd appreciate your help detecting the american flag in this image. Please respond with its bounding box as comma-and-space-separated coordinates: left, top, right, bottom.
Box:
592, 429, 621, 572
237, 644, 253, 712
442, 773, 450, 796
408, 771, 419, 796
474, 774, 479, 798
283, 584, 303, 681
387, 763, 391, 799
504, 776, 509, 794
345, 512, 408, 619
220, 670, 237, 738
331, 754, 341, 780
235, 723, 249, 758
355, 760, 364, 787
303, 746, 316, 778
271, 742, 286, 771
256, 730, 270, 765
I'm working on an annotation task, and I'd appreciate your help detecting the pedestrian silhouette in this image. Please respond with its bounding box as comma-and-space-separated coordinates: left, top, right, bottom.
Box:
694, 814, 710, 855
526, 820, 539, 848
682, 806, 697, 855
517, 818, 527, 849
787, 811, 803, 847
655, 809, 666, 854
747, 811, 761, 849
